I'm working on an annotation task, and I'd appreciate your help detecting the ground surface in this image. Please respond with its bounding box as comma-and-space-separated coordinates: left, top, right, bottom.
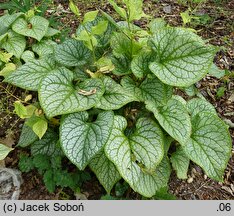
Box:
0, 0, 233, 200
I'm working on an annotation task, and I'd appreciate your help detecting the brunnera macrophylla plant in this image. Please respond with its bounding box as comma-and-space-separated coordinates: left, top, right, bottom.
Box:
0, 0, 232, 198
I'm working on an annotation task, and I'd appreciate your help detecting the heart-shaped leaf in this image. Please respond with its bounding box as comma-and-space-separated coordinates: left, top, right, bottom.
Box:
55, 39, 92, 67
60, 111, 114, 170
32, 39, 56, 57
0, 13, 23, 35
182, 112, 232, 181
1, 30, 26, 58
89, 150, 121, 193
121, 75, 173, 106
12, 16, 49, 41
149, 28, 217, 87
4, 57, 56, 91
105, 116, 170, 197
39, 67, 105, 118
146, 96, 191, 144
95, 76, 136, 110
31, 129, 61, 156
187, 98, 217, 117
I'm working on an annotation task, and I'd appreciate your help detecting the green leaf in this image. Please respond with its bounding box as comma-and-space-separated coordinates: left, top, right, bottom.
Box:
149, 28, 217, 87
76, 16, 114, 49
111, 56, 131, 76
95, 76, 136, 110
55, 39, 92, 67
31, 129, 60, 156
121, 75, 173, 106
131, 51, 155, 78
187, 98, 217, 117
32, 118, 48, 139
208, 64, 225, 78
108, 0, 127, 20
43, 169, 55, 192
89, 150, 121, 193
69, 0, 80, 17
182, 112, 232, 181
44, 27, 60, 37
14, 101, 28, 119
111, 32, 142, 59
0, 144, 13, 160
170, 146, 190, 179
17, 123, 38, 147
21, 50, 35, 62
83, 10, 99, 24
0, 13, 23, 35
216, 86, 226, 98
154, 186, 177, 200
0, 63, 16, 77
74, 66, 90, 81
180, 10, 192, 25
149, 18, 167, 34
146, 97, 191, 144
33, 154, 51, 171
60, 111, 114, 170
76, 30, 98, 50
32, 39, 56, 57
39, 67, 104, 118
91, 20, 108, 35
18, 154, 35, 172
4, 57, 56, 91
1, 30, 26, 58
123, 0, 146, 22
105, 116, 170, 197
12, 16, 49, 41
0, 51, 13, 63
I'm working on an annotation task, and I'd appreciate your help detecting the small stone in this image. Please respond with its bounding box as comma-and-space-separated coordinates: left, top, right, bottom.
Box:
187, 177, 193, 183
204, 175, 208, 180
163, 5, 172, 14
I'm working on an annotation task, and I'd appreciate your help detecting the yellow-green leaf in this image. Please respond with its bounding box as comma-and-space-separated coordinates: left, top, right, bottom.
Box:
0, 63, 16, 77
14, 101, 28, 119
108, 0, 127, 20
83, 10, 99, 24
91, 21, 108, 35
0, 51, 13, 63
0, 144, 13, 160
32, 119, 48, 139
69, 0, 80, 17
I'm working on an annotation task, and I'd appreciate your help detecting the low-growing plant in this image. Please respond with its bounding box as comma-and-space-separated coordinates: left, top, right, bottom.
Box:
19, 152, 91, 193
0, 0, 232, 198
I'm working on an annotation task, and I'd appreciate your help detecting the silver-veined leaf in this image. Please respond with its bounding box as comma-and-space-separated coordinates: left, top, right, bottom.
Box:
31, 129, 61, 156
170, 146, 190, 179
4, 57, 56, 91
60, 111, 114, 170
182, 112, 232, 181
105, 116, 170, 197
89, 150, 121, 194
39, 67, 104, 118
146, 96, 191, 144
121, 75, 173, 106
95, 76, 136, 110
54, 39, 92, 67
149, 28, 217, 87
187, 98, 217, 117
12, 16, 49, 41
1, 30, 26, 58
17, 123, 38, 147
